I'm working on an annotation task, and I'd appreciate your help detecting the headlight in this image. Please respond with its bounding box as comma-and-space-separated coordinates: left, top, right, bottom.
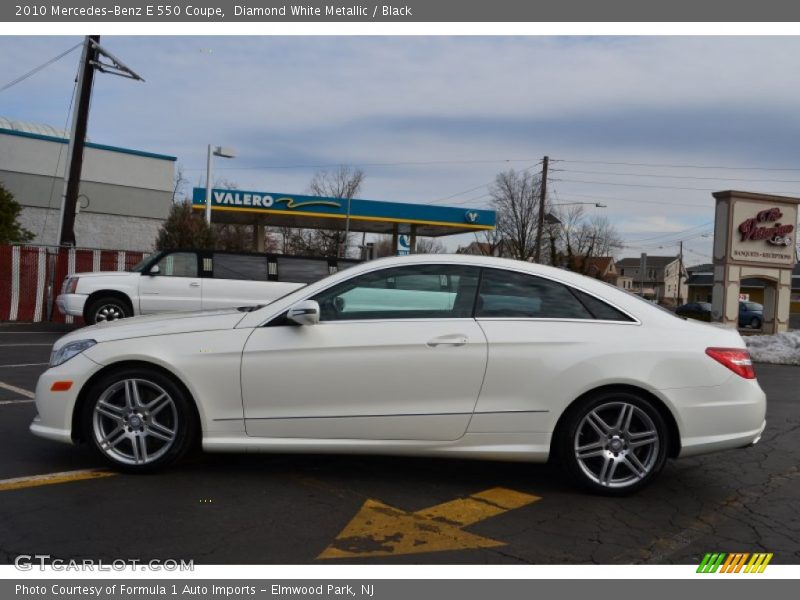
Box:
50, 339, 96, 367
62, 277, 79, 294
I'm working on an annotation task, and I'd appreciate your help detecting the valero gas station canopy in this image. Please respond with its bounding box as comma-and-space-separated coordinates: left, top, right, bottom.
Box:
192, 187, 496, 237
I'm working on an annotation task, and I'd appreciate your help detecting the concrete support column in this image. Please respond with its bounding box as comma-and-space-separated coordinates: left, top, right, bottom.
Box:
253, 222, 265, 252
391, 224, 399, 255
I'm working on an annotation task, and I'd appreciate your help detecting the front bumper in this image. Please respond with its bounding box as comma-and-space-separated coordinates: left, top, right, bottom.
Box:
56, 293, 88, 317
29, 352, 103, 445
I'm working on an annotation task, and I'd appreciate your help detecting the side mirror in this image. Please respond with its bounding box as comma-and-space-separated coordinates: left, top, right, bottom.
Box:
286, 300, 320, 326
148, 265, 160, 276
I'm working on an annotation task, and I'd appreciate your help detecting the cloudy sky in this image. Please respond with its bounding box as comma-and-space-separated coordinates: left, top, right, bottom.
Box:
2, 36, 800, 261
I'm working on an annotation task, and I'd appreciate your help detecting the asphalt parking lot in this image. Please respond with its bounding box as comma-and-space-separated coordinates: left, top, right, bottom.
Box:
0, 322, 798, 565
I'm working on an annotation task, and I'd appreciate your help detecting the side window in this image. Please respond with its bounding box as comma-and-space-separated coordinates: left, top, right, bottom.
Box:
477, 269, 592, 319
212, 253, 268, 281
571, 289, 635, 322
312, 264, 480, 321
154, 252, 197, 278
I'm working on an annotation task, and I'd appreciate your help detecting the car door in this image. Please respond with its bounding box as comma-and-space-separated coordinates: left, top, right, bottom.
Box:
138, 251, 202, 314
240, 263, 487, 440
472, 268, 639, 433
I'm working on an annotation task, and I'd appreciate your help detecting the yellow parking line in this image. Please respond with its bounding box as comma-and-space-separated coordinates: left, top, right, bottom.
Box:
0, 469, 116, 492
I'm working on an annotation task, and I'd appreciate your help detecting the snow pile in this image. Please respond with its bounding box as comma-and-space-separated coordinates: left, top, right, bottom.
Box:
745, 330, 800, 365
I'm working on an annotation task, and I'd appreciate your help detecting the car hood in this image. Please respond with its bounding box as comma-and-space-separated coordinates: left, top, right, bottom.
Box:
71, 271, 138, 278
54, 308, 249, 347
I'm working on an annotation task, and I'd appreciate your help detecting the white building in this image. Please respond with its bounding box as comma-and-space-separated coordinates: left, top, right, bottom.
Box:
0, 117, 175, 251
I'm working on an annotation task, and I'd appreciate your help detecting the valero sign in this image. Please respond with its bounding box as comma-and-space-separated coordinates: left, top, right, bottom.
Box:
193, 188, 342, 213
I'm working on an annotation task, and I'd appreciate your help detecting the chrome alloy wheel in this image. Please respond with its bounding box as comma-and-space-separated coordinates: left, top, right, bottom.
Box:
94, 304, 125, 322
92, 379, 178, 466
573, 401, 660, 489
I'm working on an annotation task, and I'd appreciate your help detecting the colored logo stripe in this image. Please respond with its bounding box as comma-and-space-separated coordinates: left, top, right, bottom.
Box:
697, 552, 773, 573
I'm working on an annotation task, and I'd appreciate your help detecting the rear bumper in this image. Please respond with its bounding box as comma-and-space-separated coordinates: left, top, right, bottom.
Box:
663, 375, 767, 458
56, 293, 87, 317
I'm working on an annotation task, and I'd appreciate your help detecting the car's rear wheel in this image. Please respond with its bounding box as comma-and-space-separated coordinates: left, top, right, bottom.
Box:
85, 295, 131, 325
82, 368, 197, 472
750, 316, 762, 329
557, 391, 669, 495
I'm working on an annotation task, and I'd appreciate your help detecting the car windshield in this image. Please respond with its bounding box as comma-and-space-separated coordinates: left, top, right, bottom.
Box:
744, 302, 763, 311
698, 302, 712, 310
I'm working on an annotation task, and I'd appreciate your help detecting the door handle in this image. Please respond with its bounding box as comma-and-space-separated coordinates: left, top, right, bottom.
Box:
427, 334, 468, 347
190, 282, 200, 288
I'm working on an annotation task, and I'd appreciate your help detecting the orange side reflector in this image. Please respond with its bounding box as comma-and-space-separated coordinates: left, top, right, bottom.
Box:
50, 381, 73, 392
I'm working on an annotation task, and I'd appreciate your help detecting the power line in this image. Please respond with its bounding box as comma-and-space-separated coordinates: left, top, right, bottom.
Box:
547, 186, 713, 209
0, 42, 83, 94
621, 221, 713, 244
556, 158, 800, 173
183, 157, 541, 172
425, 160, 542, 205
555, 168, 800, 184
553, 177, 800, 195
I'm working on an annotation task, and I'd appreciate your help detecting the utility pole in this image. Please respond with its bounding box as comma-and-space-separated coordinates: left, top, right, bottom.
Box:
534, 155, 549, 263
678, 239, 684, 304
56, 36, 143, 246
57, 35, 100, 247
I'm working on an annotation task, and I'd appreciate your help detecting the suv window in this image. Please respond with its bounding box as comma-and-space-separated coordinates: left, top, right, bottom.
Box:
477, 269, 592, 319
312, 264, 480, 321
213, 253, 268, 281
277, 257, 332, 284
153, 252, 197, 278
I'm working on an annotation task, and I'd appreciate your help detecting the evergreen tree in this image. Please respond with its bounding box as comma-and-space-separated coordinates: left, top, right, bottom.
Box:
0, 183, 34, 244
155, 201, 216, 250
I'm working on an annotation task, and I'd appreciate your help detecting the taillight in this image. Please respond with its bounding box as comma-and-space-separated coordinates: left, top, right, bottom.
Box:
705, 347, 756, 379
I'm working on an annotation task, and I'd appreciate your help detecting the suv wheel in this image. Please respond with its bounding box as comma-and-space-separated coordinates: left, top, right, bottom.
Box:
86, 296, 131, 324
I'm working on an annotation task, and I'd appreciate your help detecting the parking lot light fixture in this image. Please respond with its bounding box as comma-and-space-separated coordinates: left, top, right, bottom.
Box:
205, 145, 237, 224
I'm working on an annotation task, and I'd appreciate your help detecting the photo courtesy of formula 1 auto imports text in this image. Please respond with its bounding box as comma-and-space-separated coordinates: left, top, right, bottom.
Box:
0, 1, 799, 598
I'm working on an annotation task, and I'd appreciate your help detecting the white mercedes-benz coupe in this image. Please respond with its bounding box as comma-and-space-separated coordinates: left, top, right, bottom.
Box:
31, 254, 766, 494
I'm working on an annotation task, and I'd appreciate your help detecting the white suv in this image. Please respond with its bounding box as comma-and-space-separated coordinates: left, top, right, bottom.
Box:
57, 250, 357, 324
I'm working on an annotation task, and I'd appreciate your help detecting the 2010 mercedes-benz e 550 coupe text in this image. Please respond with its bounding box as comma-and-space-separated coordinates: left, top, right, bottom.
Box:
31, 255, 766, 495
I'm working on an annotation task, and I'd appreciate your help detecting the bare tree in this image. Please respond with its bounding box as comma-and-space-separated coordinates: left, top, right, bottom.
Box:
490, 169, 543, 262
305, 166, 366, 257
468, 227, 506, 256
553, 206, 624, 275
415, 237, 446, 254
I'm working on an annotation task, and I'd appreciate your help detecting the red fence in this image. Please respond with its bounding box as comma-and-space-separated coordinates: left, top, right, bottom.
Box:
0, 244, 149, 323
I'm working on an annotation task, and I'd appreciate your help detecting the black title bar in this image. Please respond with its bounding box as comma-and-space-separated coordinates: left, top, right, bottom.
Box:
5, 0, 800, 22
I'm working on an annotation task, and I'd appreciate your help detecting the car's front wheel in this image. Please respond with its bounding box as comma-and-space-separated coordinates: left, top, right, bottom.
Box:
750, 316, 762, 329
557, 391, 669, 495
82, 368, 197, 472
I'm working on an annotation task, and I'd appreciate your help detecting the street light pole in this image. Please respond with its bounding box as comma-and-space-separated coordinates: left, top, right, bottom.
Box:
205, 144, 213, 224
205, 145, 236, 224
